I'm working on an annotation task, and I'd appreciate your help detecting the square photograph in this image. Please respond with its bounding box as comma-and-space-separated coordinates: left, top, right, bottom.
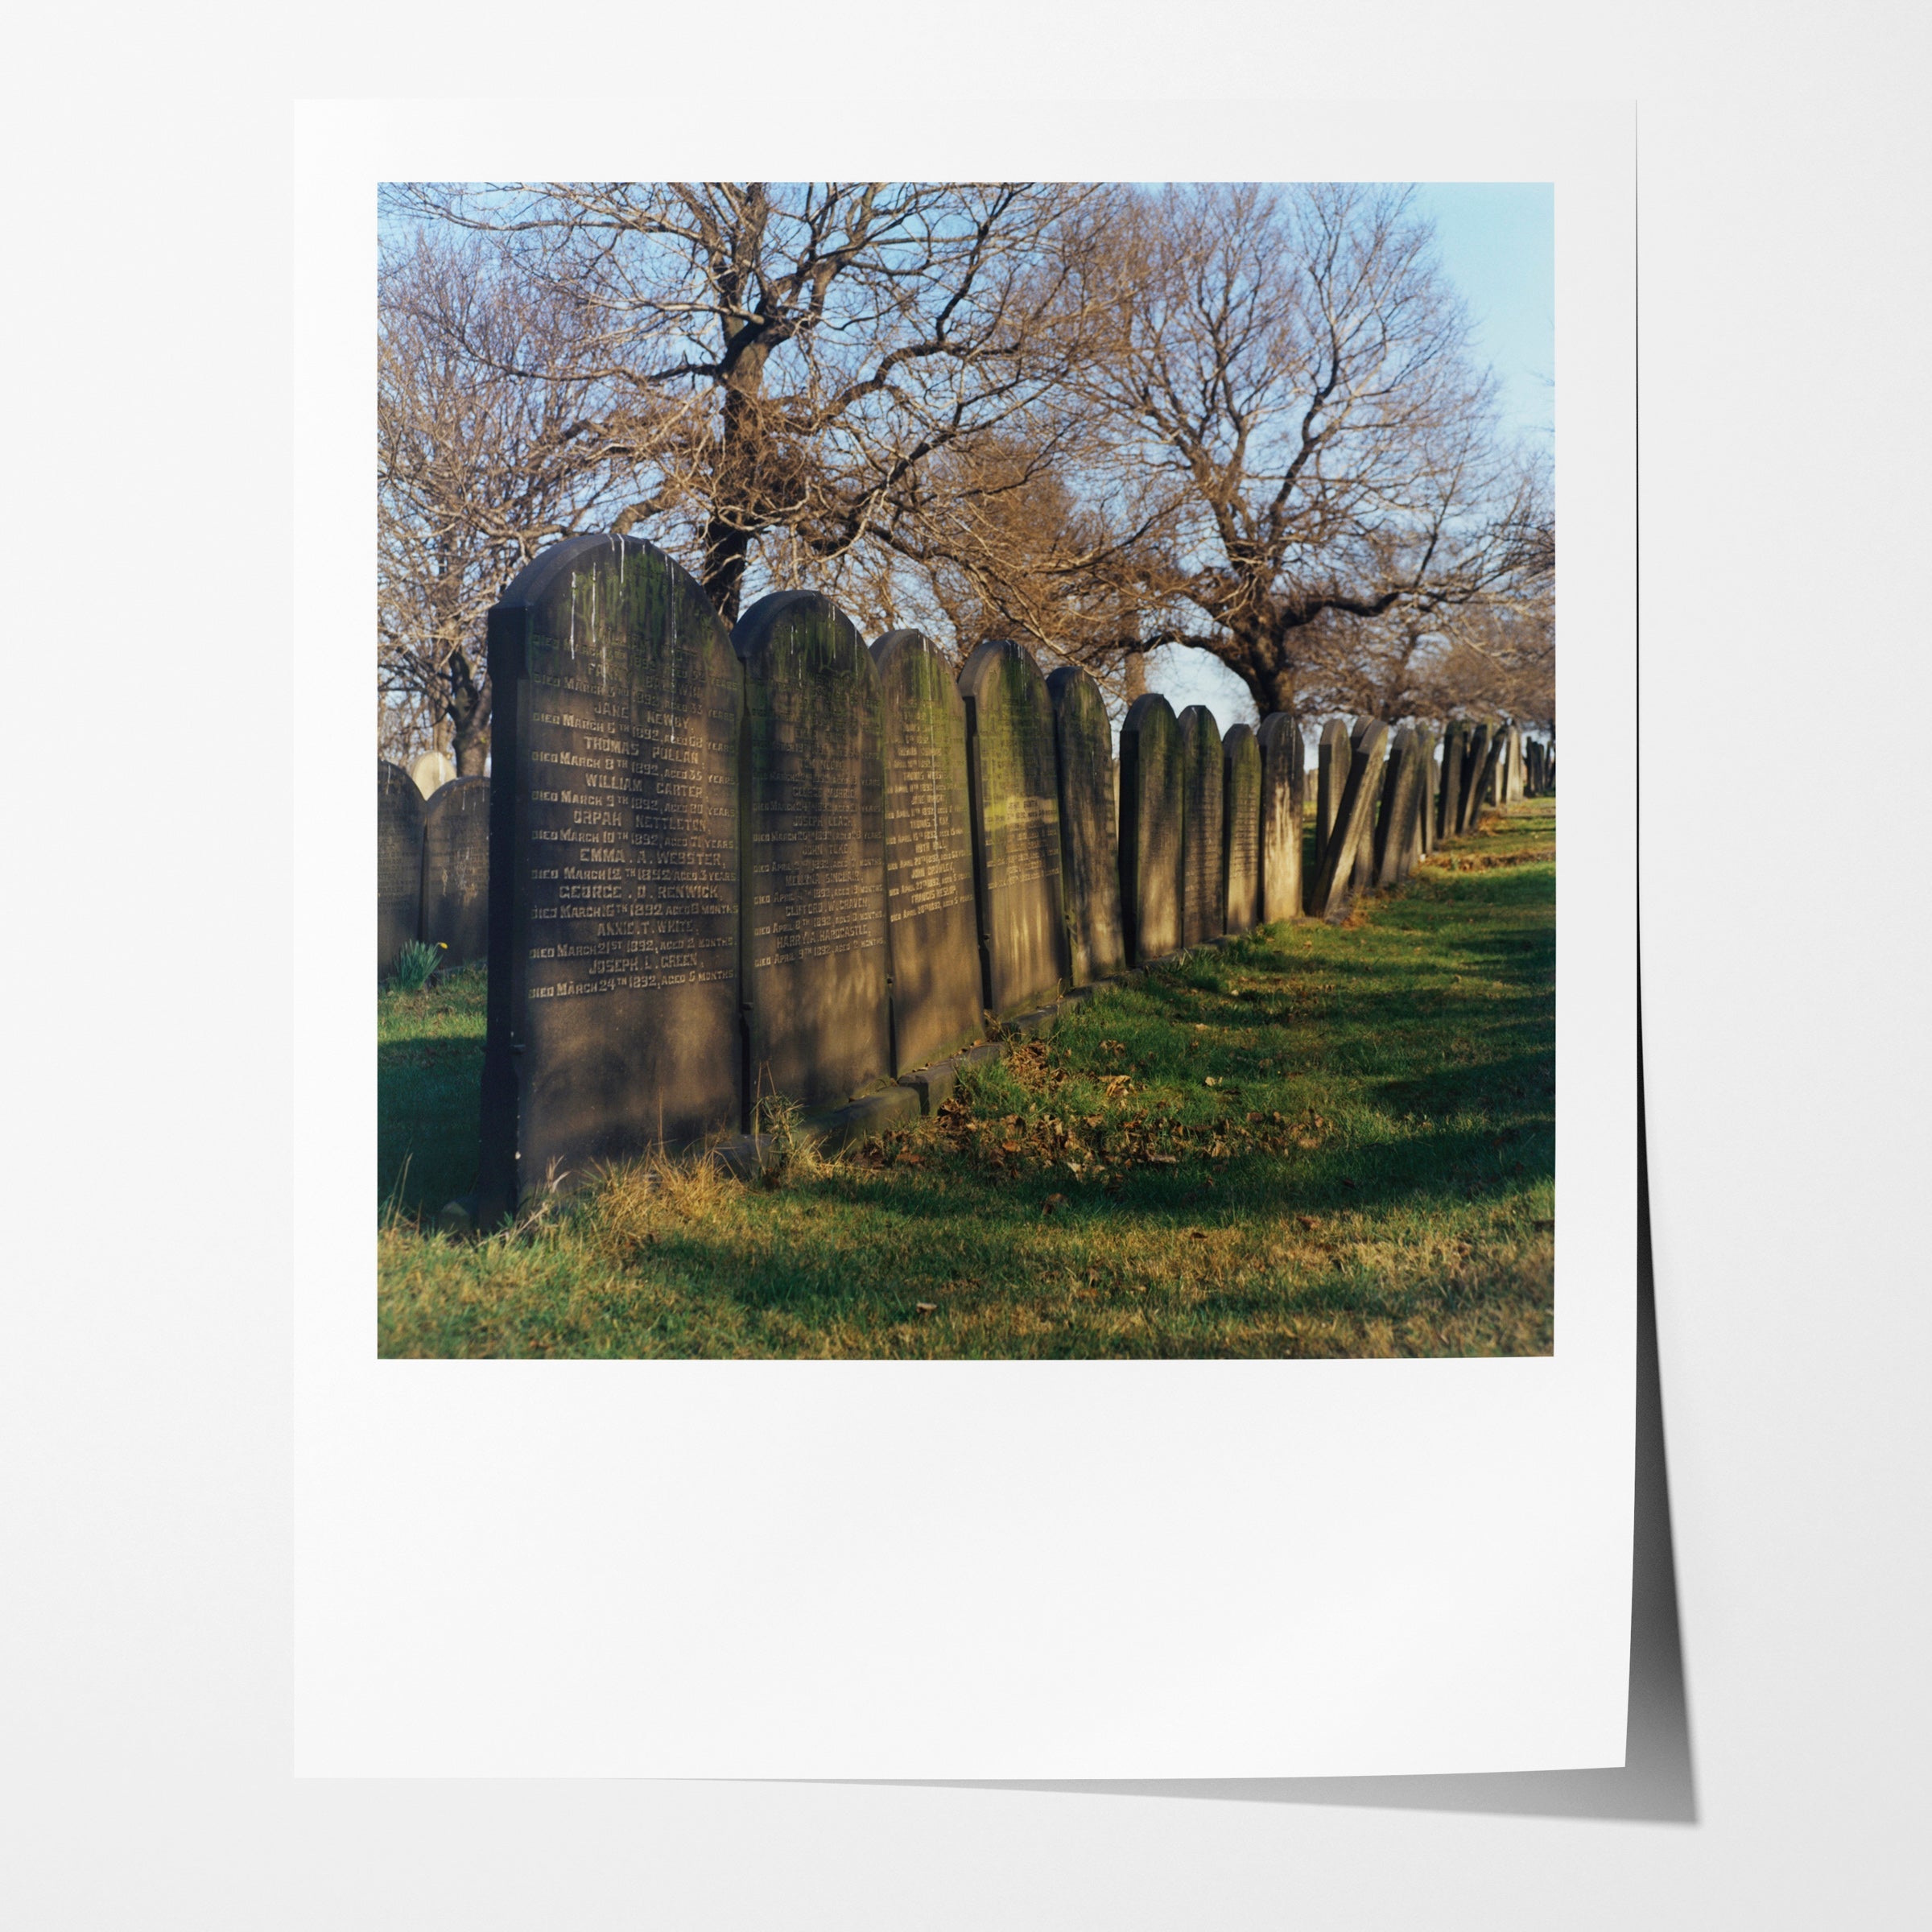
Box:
374, 178, 1556, 1360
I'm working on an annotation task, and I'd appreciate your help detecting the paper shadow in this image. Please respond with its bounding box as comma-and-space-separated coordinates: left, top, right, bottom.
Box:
860, 1028, 1696, 1824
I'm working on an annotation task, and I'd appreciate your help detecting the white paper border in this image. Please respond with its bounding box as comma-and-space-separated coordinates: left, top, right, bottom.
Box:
295, 97, 1634, 1777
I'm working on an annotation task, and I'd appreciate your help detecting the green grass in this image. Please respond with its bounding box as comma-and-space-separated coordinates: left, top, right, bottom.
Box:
377, 797, 1557, 1358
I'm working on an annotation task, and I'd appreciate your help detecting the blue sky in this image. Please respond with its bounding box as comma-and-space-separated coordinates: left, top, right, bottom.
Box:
1411, 181, 1554, 447
1147, 180, 1554, 738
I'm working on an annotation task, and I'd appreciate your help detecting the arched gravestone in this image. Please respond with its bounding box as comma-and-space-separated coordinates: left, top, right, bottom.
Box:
959, 639, 1067, 1018
378, 761, 423, 978
734, 591, 891, 1113
1117, 693, 1183, 965
1456, 722, 1492, 835
871, 630, 981, 1073
1315, 718, 1350, 892
1256, 713, 1304, 925
410, 749, 456, 799
1308, 721, 1389, 919
1177, 705, 1224, 947
1438, 723, 1465, 841
1221, 723, 1261, 935
420, 774, 490, 968
477, 535, 741, 1220
1046, 665, 1125, 985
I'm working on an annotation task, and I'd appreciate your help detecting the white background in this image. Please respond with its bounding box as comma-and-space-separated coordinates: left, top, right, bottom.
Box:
5, 2, 1926, 1926
295, 101, 1633, 1782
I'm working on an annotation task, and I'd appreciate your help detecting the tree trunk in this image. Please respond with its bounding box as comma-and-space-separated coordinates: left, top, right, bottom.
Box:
700, 343, 772, 626
446, 651, 491, 776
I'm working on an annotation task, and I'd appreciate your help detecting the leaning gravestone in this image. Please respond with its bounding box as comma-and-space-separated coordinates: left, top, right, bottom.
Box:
1438, 723, 1465, 841
1314, 719, 1350, 897
1456, 722, 1492, 835
1468, 729, 1505, 834
1308, 722, 1390, 920
419, 774, 490, 968
378, 761, 423, 978
1046, 665, 1125, 986
1349, 716, 1381, 895
1118, 692, 1183, 964
735, 591, 891, 1113
870, 630, 982, 1075
478, 535, 742, 1220
1256, 713, 1303, 925
1221, 722, 1261, 935
1178, 704, 1224, 947
959, 639, 1067, 1018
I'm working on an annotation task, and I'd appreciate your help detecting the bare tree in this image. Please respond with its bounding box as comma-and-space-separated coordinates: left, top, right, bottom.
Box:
384, 181, 1121, 630
378, 229, 650, 772
1070, 182, 1542, 722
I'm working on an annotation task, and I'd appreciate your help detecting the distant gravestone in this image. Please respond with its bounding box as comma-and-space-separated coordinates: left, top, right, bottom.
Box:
959, 640, 1067, 1018
1046, 665, 1125, 985
1256, 713, 1303, 925
1308, 723, 1390, 919
1456, 722, 1492, 835
1315, 719, 1350, 889
1373, 725, 1423, 889
1438, 724, 1466, 841
378, 761, 424, 977
1221, 723, 1261, 935
1349, 716, 1380, 895
1118, 693, 1183, 964
1410, 727, 1437, 870
420, 774, 490, 967
870, 630, 982, 1075
735, 590, 891, 1113
409, 749, 456, 799
1468, 729, 1505, 834
478, 535, 742, 1220
1178, 705, 1224, 947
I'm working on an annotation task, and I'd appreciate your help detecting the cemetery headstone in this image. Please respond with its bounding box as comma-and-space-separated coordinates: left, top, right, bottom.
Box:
1456, 722, 1492, 834
409, 749, 456, 799
960, 638, 1066, 1018
1256, 712, 1303, 926
1178, 705, 1225, 946
1349, 716, 1380, 894
872, 630, 982, 1072
419, 774, 490, 968
1414, 727, 1436, 860
735, 590, 892, 1113
1117, 692, 1183, 964
1046, 664, 1126, 985
477, 535, 742, 1221
1221, 722, 1261, 935
1307, 722, 1390, 920
1438, 723, 1465, 842
1373, 724, 1422, 889
1468, 730, 1504, 834
1315, 718, 1350, 889
378, 761, 424, 978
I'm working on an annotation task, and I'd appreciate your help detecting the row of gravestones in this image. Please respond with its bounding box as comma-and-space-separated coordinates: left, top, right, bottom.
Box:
378, 700, 1554, 988
384, 533, 1550, 1215
377, 765, 492, 975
